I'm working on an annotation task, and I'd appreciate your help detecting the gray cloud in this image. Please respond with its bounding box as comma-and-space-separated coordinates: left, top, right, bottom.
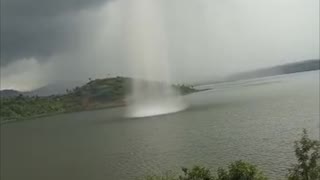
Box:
2, 0, 110, 16
0, 0, 319, 90
1, 0, 110, 66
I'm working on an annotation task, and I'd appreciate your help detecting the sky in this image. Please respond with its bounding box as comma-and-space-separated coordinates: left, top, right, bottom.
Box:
1, 0, 319, 91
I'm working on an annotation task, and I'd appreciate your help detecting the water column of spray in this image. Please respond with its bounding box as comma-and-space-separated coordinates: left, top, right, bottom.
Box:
124, 0, 187, 117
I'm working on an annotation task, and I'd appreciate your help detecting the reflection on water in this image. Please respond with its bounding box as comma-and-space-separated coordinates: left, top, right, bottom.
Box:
1, 71, 319, 180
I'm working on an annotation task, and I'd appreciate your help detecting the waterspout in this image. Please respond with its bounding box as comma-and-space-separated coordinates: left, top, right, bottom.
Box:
124, 0, 187, 117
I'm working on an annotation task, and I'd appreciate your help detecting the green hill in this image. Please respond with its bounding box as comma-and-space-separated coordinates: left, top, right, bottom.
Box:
0, 77, 197, 123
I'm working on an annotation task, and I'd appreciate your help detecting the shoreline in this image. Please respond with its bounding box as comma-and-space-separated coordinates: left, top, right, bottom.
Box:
0, 103, 125, 125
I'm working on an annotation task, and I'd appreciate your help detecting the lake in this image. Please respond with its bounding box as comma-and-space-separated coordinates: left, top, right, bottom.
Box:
1, 71, 319, 180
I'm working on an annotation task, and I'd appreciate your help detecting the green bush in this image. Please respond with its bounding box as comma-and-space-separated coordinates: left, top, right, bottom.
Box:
139, 162, 267, 180
287, 129, 320, 180
179, 166, 214, 180
217, 161, 267, 180
139, 172, 177, 180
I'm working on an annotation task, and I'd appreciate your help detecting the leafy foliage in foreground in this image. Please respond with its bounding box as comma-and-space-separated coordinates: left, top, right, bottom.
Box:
141, 172, 177, 180
287, 129, 320, 180
216, 161, 267, 180
141, 129, 319, 180
179, 166, 214, 180
139, 161, 267, 180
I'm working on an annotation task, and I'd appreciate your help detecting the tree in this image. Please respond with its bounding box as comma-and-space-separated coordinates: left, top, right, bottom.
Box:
179, 166, 214, 180
141, 172, 176, 180
217, 161, 267, 180
141, 162, 267, 180
287, 129, 320, 180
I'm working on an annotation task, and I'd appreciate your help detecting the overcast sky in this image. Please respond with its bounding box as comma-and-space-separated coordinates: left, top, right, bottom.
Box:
1, 0, 319, 90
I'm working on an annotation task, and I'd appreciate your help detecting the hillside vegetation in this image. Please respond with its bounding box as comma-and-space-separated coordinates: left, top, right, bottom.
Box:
0, 77, 197, 123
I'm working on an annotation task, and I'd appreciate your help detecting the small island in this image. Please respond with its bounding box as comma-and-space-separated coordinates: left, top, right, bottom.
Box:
0, 77, 197, 123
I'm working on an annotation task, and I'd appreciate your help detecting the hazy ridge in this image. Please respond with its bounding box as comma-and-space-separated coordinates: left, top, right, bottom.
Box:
227, 59, 319, 81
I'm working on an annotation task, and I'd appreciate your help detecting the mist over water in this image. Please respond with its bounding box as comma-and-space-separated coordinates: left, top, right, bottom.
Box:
124, 0, 187, 117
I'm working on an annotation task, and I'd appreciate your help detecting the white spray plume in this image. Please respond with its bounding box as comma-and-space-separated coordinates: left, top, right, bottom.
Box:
124, 0, 187, 117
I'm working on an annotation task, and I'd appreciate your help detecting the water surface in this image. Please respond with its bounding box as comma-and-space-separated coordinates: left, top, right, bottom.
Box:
1, 71, 319, 180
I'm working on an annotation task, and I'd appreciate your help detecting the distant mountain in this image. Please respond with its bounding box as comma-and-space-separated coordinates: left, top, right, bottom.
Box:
0, 81, 86, 98
227, 59, 320, 81
0, 89, 21, 98
24, 81, 86, 97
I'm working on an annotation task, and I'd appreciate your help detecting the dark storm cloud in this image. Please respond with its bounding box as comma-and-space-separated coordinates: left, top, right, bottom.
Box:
2, 0, 110, 16
0, 0, 110, 66
1, 0, 318, 90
